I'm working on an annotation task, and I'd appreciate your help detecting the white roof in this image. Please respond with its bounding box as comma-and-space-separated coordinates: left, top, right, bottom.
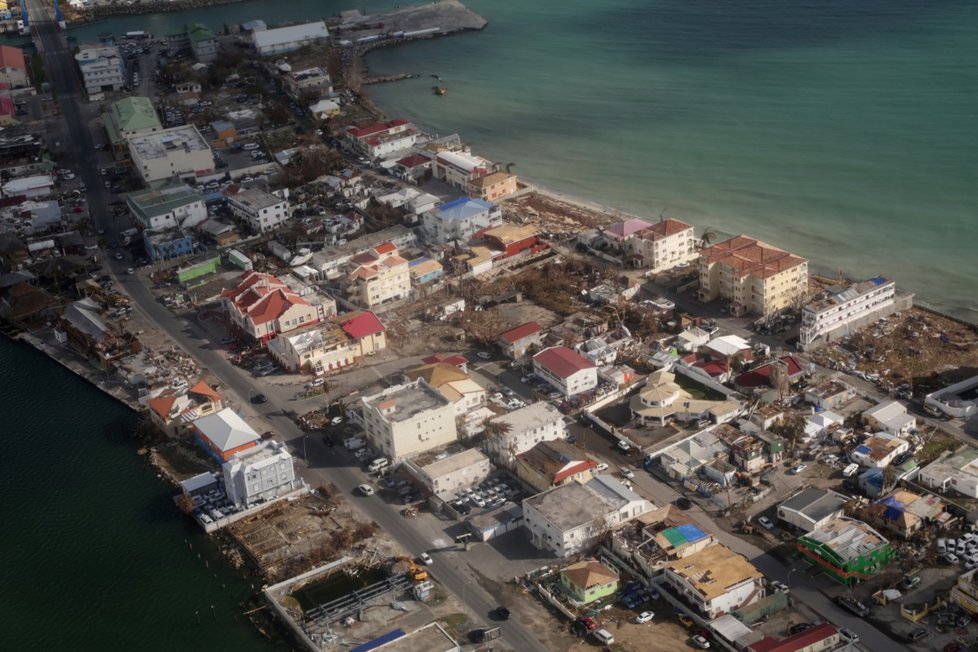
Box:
309, 99, 340, 113
193, 408, 260, 453
3, 175, 54, 193
863, 400, 907, 422
253, 21, 329, 49
706, 334, 751, 358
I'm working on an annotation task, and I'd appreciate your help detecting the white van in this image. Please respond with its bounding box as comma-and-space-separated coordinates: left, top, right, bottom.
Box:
242, 142, 260, 151
593, 629, 615, 645
367, 458, 389, 474
842, 463, 860, 477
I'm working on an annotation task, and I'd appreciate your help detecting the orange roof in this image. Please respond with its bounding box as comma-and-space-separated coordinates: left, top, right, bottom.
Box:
701, 235, 807, 279
248, 288, 308, 325
147, 395, 176, 419
0, 46, 25, 72
189, 380, 221, 402
637, 217, 693, 241
381, 255, 407, 267
374, 242, 397, 255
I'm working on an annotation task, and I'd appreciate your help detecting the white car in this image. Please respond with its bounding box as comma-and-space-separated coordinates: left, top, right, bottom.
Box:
620, 467, 635, 480
757, 516, 775, 530
419, 552, 433, 565
692, 634, 711, 649
330, 416, 344, 426
617, 440, 631, 452
476, 351, 492, 359
357, 484, 374, 496
595, 462, 609, 473
790, 464, 807, 475
634, 611, 654, 624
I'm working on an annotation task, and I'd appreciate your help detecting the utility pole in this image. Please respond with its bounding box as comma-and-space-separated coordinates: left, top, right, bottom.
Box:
455, 533, 472, 552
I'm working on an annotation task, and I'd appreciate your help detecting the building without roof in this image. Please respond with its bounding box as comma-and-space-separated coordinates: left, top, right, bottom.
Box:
919, 447, 978, 498
950, 568, 978, 616
559, 559, 618, 605
407, 447, 491, 496
127, 184, 205, 231
145, 380, 224, 438
849, 431, 910, 469
359, 379, 457, 461
192, 407, 261, 461
698, 235, 808, 317
227, 187, 291, 233
776, 487, 848, 533
522, 475, 654, 558
662, 543, 765, 618
795, 517, 893, 586
496, 321, 543, 359
422, 197, 502, 245
252, 21, 329, 56
515, 439, 597, 494
126, 125, 215, 185
532, 346, 597, 398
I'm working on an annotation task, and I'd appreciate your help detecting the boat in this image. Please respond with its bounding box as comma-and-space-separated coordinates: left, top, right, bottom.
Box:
432, 86, 446, 96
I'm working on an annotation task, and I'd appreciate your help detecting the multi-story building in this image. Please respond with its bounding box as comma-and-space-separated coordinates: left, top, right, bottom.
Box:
187, 24, 218, 62
485, 402, 566, 468
951, 568, 978, 615
919, 447, 978, 498
623, 217, 697, 273
127, 184, 206, 231
222, 440, 302, 509
662, 544, 765, 618
422, 197, 502, 245
698, 235, 809, 317
103, 96, 163, 154
145, 380, 224, 438
227, 188, 291, 233
516, 439, 598, 493
0, 45, 28, 88
267, 310, 385, 375
346, 119, 417, 160
795, 517, 893, 586
533, 346, 598, 398
431, 149, 492, 190
359, 379, 457, 461
126, 125, 215, 186
467, 171, 518, 202
284, 67, 332, 99
221, 271, 334, 344
405, 362, 488, 431
252, 21, 329, 56
407, 448, 491, 496
800, 276, 911, 350
522, 476, 654, 558
497, 321, 543, 359
346, 242, 411, 308
75, 46, 125, 95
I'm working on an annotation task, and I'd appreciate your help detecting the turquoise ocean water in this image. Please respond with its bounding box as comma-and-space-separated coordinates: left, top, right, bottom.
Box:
60, 0, 977, 320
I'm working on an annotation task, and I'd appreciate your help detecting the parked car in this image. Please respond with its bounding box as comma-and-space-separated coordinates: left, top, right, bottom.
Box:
620, 466, 635, 480
251, 393, 267, 404
678, 615, 694, 628
900, 576, 921, 591
419, 552, 433, 565
691, 634, 711, 649
595, 463, 609, 473
634, 611, 654, 624
476, 351, 492, 359
494, 606, 511, 621
790, 464, 807, 475
757, 516, 775, 530
593, 629, 615, 645
789, 623, 814, 635
838, 627, 859, 643
906, 627, 928, 642
617, 440, 632, 452
357, 484, 374, 496
945, 552, 960, 564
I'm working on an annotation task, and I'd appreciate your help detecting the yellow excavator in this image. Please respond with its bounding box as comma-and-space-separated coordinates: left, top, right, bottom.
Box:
392, 556, 428, 582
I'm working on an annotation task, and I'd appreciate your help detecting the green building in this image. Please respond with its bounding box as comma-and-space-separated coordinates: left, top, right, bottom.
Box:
795, 516, 893, 587
559, 559, 618, 605
103, 96, 162, 154
176, 256, 220, 285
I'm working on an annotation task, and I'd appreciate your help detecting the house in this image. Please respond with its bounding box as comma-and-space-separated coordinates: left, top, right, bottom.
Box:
309, 98, 340, 121
227, 188, 291, 233
407, 257, 444, 285
143, 228, 195, 262
405, 362, 488, 432
359, 379, 457, 461
730, 435, 768, 474
209, 120, 237, 147
623, 217, 697, 273
266, 321, 360, 375
481, 224, 542, 259
467, 171, 518, 202
407, 448, 491, 496
705, 334, 752, 362
656, 431, 729, 480
796, 517, 892, 586
559, 559, 618, 605
431, 149, 492, 190
168, 23, 218, 62
252, 21, 329, 56
522, 476, 655, 557
223, 440, 302, 509
800, 276, 910, 350
733, 356, 806, 393
485, 402, 566, 468
338, 310, 387, 356
422, 197, 502, 245
346, 243, 411, 308
0, 95, 16, 126
776, 487, 848, 533
467, 502, 524, 542
192, 407, 261, 461
395, 153, 431, 181
662, 544, 765, 618
145, 380, 224, 438
127, 185, 206, 231
862, 400, 916, 436
345, 118, 417, 159
877, 489, 951, 538
197, 218, 239, 246
283, 67, 332, 99
309, 225, 417, 278
126, 125, 215, 186
849, 432, 910, 468
515, 439, 598, 493
75, 46, 125, 95
630, 370, 740, 427
497, 321, 543, 359
221, 272, 333, 344
748, 623, 840, 652
676, 326, 711, 352
0, 45, 27, 88
919, 447, 978, 498
804, 380, 854, 410
532, 346, 597, 398
803, 411, 843, 441
103, 96, 163, 154
698, 235, 809, 317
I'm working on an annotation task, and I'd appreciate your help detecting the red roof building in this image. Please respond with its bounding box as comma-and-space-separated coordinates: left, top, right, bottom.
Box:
145, 380, 224, 437
338, 310, 387, 356
532, 347, 598, 398
221, 272, 326, 344
421, 353, 469, 370
0, 46, 27, 89
733, 355, 805, 390
748, 623, 839, 652
497, 321, 543, 359
0, 95, 15, 126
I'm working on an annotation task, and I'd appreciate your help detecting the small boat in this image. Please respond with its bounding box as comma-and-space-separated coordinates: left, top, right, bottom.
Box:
432, 86, 446, 96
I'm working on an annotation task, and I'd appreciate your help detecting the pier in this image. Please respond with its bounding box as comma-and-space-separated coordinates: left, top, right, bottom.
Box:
364, 73, 417, 85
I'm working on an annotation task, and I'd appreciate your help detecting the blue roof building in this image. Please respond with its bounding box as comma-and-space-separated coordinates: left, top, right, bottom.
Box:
422, 196, 501, 244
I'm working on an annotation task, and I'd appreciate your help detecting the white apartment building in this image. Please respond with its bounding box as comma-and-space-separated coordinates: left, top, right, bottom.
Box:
624, 217, 698, 273
408, 448, 491, 496
662, 544, 765, 618
252, 21, 329, 56
522, 476, 654, 558
431, 149, 492, 190
126, 125, 215, 186
359, 379, 458, 461
862, 400, 916, 437
222, 440, 301, 509
75, 46, 125, 95
127, 184, 206, 231
532, 347, 598, 398
422, 197, 502, 245
800, 276, 907, 349
346, 242, 411, 308
698, 235, 808, 317
486, 402, 567, 468
228, 188, 291, 233
346, 119, 417, 160
284, 67, 332, 99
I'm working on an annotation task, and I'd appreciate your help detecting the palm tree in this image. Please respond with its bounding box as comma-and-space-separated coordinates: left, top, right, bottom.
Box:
699, 227, 717, 249
505, 162, 516, 175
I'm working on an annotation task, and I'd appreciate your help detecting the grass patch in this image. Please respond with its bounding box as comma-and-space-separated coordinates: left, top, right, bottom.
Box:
917, 437, 959, 465
439, 613, 469, 638
673, 372, 726, 401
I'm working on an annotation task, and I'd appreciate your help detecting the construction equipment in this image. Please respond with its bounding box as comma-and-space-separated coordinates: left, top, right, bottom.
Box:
392, 556, 428, 582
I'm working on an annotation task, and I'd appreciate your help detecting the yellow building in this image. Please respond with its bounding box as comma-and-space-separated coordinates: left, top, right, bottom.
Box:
346, 242, 411, 308
698, 235, 808, 317
952, 568, 978, 614
468, 171, 518, 202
